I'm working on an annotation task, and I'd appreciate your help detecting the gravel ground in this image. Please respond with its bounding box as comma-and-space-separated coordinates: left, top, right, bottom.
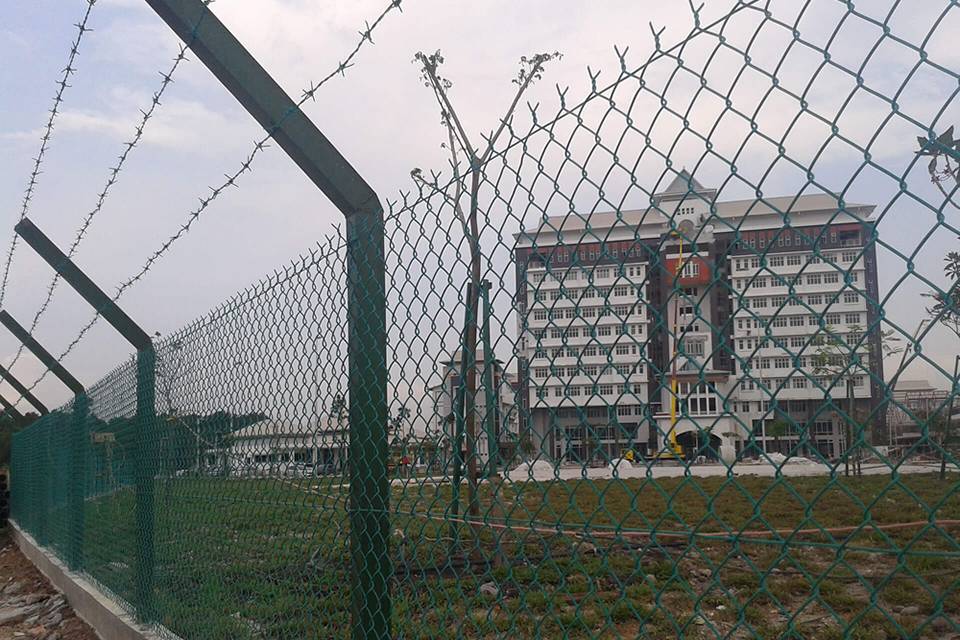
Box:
0, 534, 96, 640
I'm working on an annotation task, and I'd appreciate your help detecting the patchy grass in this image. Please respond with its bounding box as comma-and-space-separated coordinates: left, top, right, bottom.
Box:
26, 473, 960, 638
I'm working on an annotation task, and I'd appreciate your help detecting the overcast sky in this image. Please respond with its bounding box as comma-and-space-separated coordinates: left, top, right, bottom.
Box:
2, 0, 958, 414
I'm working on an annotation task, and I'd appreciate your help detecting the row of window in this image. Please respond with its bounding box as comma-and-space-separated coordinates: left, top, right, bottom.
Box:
736, 313, 862, 330
732, 228, 860, 252
528, 264, 646, 284
739, 375, 866, 391
531, 343, 644, 359
745, 307, 863, 325
534, 383, 645, 399
734, 271, 860, 291
733, 250, 860, 272
530, 284, 646, 302
530, 323, 645, 340
533, 362, 646, 378
529, 306, 643, 331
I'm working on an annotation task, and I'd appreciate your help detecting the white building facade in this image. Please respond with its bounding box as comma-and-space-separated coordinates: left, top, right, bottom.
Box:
514, 172, 884, 463
430, 350, 518, 469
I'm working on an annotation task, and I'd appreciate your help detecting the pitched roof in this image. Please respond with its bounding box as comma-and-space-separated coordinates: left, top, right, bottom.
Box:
660, 169, 710, 197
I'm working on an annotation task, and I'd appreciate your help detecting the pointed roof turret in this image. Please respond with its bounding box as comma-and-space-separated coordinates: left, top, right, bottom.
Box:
653, 168, 717, 203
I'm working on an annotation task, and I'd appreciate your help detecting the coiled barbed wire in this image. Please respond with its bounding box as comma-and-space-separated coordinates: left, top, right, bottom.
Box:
0, 0, 98, 310
12, 0, 403, 402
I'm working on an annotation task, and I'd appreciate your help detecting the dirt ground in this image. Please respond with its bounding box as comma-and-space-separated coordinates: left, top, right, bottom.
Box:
0, 533, 96, 640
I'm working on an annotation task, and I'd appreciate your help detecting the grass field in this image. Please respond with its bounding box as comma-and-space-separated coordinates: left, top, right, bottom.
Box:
43, 473, 960, 638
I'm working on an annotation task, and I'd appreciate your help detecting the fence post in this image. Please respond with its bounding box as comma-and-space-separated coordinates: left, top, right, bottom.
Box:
67, 392, 89, 570
35, 420, 50, 546
131, 2, 391, 633
346, 212, 389, 640
135, 346, 157, 621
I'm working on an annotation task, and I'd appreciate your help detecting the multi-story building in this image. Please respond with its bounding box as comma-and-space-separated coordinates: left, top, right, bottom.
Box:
514, 171, 884, 463
430, 350, 517, 469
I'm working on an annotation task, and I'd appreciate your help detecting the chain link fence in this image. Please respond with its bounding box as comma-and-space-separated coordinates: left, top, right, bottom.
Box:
10, 1, 960, 638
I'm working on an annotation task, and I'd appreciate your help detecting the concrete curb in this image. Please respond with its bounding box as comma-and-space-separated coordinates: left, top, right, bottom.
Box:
10, 521, 175, 640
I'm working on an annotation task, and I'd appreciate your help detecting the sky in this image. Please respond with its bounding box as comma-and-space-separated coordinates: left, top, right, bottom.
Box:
1, 0, 959, 415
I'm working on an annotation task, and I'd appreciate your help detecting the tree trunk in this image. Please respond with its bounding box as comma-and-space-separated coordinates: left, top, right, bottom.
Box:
463, 166, 482, 519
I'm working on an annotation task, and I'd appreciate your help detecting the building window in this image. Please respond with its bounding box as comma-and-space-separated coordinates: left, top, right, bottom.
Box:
845, 313, 860, 325
786, 254, 802, 266
683, 339, 705, 356
770, 256, 784, 267
807, 274, 821, 285
772, 317, 788, 328
789, 316, 805, 327
535, 368, 548, 378
598, 326, 612, 337
599, 384, 614, 396
824, 272, 840, 284
614, 285, 629, 296
808, 294, 823, 305
793, 377, 807, 389
843, 292, 858, 304
682, 261, 701, 278
842, 251, 857, 263
775, 357, 790, 369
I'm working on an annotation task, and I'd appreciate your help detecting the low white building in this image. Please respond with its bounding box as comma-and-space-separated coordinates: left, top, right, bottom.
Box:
226, 418, 348, 476
430, 349, 518, 469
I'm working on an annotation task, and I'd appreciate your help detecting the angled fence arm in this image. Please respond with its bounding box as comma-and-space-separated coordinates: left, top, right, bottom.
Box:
140, 2, 389, 637
14, 217, 157, 621
0, 364, 47, 415
0, 310, 84, 395
0, 309, 89, 569
0, 394, 23, 420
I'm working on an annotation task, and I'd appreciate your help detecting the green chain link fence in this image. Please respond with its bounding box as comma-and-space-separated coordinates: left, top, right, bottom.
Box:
9, 1, 960, 638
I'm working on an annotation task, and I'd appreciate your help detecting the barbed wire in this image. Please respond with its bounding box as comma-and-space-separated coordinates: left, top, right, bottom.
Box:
13, 0, 404, 401
5, 23, 205, 374
0, 0, 98, 310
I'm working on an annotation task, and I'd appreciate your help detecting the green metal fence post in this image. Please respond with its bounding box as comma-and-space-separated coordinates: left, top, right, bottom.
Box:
480, 280, 499, 478
67, 392, 88, 571
940, 355, 959, 481
36, 419, 50, 546
135, 346, 157, 622
138, 3, 392, 635
346, 212, 389, 640
449, 283, 474, 549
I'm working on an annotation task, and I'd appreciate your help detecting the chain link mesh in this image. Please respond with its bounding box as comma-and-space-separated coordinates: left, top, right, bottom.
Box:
9, 1, 960, 638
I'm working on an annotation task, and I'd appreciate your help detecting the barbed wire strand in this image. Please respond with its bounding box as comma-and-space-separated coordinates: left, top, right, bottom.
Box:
0, 0, 98, 310
13, 0, 404, 403
4, 3, 214, 375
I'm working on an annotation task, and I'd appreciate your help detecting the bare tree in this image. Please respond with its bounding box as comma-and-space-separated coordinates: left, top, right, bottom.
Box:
411, 50, 560, 519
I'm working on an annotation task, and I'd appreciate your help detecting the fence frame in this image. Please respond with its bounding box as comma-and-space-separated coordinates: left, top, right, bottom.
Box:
0, 310, 87, 570
14, 217, 158, 620
141, 1, 389, 637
